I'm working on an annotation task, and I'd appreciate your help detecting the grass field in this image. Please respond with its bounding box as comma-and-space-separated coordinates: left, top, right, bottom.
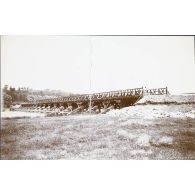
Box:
1, 104, 195, 160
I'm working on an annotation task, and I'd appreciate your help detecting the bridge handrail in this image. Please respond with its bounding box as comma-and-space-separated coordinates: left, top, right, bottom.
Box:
22, 87, 168, 105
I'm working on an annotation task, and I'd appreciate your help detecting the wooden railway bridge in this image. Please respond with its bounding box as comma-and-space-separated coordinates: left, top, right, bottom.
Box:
21, 87, 168, 113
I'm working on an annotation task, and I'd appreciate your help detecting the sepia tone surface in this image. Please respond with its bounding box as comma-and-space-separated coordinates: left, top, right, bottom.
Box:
1, 102, 195, 160
1, 36, 195, 160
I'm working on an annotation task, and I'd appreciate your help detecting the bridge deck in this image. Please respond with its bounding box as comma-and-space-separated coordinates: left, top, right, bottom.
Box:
21, 87, 168, 107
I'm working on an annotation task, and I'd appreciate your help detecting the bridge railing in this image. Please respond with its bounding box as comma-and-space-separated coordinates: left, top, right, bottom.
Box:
27, 87, 144, 104
144, 87, 168, 95
91, 87, 144, 100
23, 87, 168, 105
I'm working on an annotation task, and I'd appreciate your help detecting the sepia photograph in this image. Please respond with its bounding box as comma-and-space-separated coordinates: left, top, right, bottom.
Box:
1, 1, 195, 195
1, 35, 195, 160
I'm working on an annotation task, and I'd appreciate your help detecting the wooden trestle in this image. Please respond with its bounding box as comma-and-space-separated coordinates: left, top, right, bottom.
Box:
20, 87, 168, 114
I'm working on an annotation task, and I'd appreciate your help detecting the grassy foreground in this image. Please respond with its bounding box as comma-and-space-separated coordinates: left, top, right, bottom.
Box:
1, 108, 195, 160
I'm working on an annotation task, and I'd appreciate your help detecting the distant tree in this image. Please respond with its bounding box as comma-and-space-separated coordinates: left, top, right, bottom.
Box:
3, 84, 8, 92
3, 94, 12, 108
11, 87, 15, 91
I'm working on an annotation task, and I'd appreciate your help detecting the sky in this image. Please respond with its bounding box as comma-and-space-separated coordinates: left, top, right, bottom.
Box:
1, 36, 195, 94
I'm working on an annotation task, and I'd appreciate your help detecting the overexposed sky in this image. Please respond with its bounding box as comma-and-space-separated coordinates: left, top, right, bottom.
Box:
1, 36, 195, 94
